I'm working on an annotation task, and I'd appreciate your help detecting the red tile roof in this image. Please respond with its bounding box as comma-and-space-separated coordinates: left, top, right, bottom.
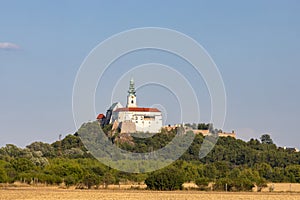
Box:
96, 114, 105, 119
114, 107, 161, 112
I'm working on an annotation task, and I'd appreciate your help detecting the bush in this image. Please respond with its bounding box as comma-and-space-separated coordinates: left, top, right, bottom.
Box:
213, 178, 233, 191
195, 177, 210, 190
256, 177, 268, 192
213, 177, 254, 192
11, 158, 35, 172
82, 173, 100, 189
64, 176, 76, 186
233, 178, 254, 191
0, 167, 8, 183
145, 166, 184, 190
36, 174, 62, 185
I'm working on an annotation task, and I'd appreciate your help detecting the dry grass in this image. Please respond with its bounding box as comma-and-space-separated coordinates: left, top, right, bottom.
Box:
262, 183, 300, 192
1, 187, 300, 200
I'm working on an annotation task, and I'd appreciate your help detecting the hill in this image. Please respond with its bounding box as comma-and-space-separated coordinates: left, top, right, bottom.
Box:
0, 121, 300, 191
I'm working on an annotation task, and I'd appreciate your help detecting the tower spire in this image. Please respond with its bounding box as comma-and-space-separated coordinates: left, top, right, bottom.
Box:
127, 78, 137, 107
128, 77, 136, 95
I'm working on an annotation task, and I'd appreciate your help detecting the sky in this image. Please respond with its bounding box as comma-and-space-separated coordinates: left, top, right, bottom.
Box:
0, 0, 300, 149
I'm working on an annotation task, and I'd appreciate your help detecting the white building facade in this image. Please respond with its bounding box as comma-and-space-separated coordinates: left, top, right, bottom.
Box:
111, 78, 163, 133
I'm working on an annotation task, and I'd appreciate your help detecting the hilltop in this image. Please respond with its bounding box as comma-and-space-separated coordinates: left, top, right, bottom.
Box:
0, 121, 300, 191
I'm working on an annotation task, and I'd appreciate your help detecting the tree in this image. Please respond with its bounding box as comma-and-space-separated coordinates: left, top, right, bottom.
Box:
214, 177, 254, 192
145, 166, 184, 190
11, 158, 35, 172
213, 161, 230, 179
203, 164, 217, 180
26, 142, 55, 157
102, 172, 115, 188
82, 173, 100, 189
61, 134, 84, 150
64, 175, 76, 186
254, 163, 273, 180
213, 178, 233, 191
285, 165, 300, 183
46, 159, 84, 182
260, 134, 273, 144
2, 144, 23, 158
233, 178, 255, 191
197, 123, 211, 130
195, 177, 210, 190
0, 167, 8, 183
255, 177, 268, 192
181, 162, 201, 182
239, 168, 267, 192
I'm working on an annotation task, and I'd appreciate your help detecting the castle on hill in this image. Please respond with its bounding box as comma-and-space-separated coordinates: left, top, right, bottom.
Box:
97, 78, 163, 133
97, 78, 235, 138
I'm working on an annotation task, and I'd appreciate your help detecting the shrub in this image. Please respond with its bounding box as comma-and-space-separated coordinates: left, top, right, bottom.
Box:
82, 173, 100, 189
195, 177, 210, 190
145, 166, 184, 190
0, 167, 8, 183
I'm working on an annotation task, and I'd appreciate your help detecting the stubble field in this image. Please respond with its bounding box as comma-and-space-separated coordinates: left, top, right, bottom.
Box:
1, 187, 300, 200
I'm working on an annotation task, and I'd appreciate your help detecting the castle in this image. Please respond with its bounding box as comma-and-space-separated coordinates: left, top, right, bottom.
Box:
97, 78, 235, 138
97, 78, 163, 133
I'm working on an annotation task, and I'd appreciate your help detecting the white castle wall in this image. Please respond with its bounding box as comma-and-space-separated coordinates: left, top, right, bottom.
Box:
112, 111, 162, 133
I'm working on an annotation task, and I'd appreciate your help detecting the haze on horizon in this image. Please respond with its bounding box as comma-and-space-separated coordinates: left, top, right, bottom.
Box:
0, 1, 299, 149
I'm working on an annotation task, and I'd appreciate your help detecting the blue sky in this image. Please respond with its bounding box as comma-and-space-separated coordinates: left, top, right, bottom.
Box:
0, 0, 300, 148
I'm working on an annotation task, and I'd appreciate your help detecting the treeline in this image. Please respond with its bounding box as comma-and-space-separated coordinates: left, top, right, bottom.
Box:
0, 122, 300, 191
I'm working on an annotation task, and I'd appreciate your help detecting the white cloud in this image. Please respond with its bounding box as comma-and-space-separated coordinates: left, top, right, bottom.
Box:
0, 42, 20, 50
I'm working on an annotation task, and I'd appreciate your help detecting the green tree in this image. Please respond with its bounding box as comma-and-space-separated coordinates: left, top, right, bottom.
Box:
26, 142, 55, 157
285, 165, 300, 183
195, 177, 210, 190
64, 176, 76, 186
213, 178, 233, 191
82, 172, 100, 189
254, 163, 273, 180
233, 178, 254, 191
203, 164, 217, 180
145, 166, 184, 190
197, 123, 210, 130
260, 134, 273, 144
214, 177, 254, 192
255, 177, 268, 192
239, 168, 267, 192
2, 144, 23, 157
0, 167, 8, 183
102, 172, 115, 188
11, 158, 35, 172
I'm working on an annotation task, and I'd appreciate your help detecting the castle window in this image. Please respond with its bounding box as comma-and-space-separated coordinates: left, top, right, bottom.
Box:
144, 116, 155, 120
131, 100, 134, 104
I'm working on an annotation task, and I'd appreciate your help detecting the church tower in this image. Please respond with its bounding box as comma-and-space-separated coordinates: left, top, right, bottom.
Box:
127, 78, 137, 107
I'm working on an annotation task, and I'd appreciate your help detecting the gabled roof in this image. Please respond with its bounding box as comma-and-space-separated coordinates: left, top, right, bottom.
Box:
114, 107, 161, 112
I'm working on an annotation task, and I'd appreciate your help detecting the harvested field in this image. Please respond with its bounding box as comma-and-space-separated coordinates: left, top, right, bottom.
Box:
1, 187, 300, 200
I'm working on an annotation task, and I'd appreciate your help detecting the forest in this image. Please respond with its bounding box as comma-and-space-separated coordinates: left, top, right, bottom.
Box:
1, 121, 300, 191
